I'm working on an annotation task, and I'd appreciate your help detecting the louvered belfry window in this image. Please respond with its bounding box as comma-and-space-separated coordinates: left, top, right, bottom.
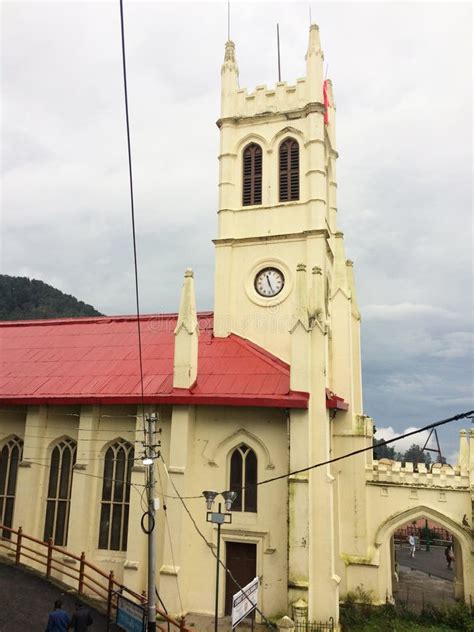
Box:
0, 437, 23, 539
44, 438, 76, 546
279, 138, 299, 202
98, 440, 134, 551
242, 143, 262, 206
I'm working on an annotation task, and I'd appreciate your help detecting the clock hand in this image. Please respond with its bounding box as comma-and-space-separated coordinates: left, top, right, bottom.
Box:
266, 274, 274, 292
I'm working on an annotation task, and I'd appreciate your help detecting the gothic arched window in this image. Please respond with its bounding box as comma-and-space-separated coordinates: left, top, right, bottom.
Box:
230, 444, 257, 513
279, 138, 299, 202
0, 436, 23, 539
98, 440, 134, 551
44, 438, 76, 546
242, 143, 263, 206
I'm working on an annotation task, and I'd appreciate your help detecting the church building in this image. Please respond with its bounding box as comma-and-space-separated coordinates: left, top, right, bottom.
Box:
1, 25, 473, 628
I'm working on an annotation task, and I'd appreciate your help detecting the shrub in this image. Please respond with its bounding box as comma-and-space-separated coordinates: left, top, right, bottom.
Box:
421, 601, 474, 632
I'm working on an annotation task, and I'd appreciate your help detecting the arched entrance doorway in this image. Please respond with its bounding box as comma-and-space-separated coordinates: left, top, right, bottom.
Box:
375, 506, 470, 610
392, 518, 461, 609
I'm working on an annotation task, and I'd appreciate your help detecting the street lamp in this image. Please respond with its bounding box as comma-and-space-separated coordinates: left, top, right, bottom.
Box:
202, 490, 237, 632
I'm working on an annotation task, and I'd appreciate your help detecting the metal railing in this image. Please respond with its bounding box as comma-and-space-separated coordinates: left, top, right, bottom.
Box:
394, 525, 452, 544
0, 525, 190, 632
294, 618, 334, 631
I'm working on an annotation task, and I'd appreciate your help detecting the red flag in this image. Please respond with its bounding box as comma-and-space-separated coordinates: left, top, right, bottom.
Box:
323, 80, 329, 125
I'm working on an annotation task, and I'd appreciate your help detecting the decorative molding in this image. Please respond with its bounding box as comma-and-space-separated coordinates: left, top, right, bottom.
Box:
244, 257, 293, 310
124, 560, 139, 570
207, 427, 275, 470
288, 579, 309, 588
216, 102, 325, 129
289, 475, 308, 484
168, 466, 185, 475
213, 229, 330, 246
160, 564, 180, 576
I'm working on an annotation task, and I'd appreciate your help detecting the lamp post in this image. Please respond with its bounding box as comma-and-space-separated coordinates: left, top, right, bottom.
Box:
203, 490, 237, 632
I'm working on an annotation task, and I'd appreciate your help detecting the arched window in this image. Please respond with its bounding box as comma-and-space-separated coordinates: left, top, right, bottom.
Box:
230, 444, 257, 513
98, 440, 134, 551
44, 438, 76, 546
0, 437, 23, 539
242, 143, 262, 206
279, 138, 299, 202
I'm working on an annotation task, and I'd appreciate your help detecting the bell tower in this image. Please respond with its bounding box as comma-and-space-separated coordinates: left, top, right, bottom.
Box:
213, 25, 341, 362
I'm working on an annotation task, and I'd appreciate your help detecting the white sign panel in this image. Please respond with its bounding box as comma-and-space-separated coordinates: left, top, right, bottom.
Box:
231, 576, 259, 628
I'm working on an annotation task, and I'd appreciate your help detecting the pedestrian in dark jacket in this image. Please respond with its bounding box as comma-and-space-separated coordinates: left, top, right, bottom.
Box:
445, 544, 454, 569
70, 601, 93, 631
45, 599, 70, 632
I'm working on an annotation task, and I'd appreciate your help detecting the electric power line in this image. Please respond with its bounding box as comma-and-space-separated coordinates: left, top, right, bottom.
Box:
0, 410, 142, 420
0, 434, 145, 444
3, 410, 471, 495
159, 455, 276, 630
116, 0, 148, 461
160, 409, 474, 500
0, 422, 138, 433
255, 409, 474, 490
21, 457, 146, 489
156, 462, 184, 615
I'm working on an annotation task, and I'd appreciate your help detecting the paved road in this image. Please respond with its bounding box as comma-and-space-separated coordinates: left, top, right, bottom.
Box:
0, 561, 108, 632
395, 544, 456, 581
0, 560, 265, 632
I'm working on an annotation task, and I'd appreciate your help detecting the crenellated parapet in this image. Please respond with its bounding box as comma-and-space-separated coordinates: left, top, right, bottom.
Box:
220, 24, 325, 122
230, 79, 314, 119
366, 460, 470, 490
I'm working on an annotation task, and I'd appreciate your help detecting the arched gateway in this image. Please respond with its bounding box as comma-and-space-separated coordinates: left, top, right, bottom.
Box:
375, 505, 471, 604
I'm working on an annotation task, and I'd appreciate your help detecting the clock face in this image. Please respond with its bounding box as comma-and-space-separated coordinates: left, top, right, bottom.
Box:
254, 267, 285, 297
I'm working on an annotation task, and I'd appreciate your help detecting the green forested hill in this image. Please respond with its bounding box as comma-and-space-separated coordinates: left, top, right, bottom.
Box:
0, 275, 103, 320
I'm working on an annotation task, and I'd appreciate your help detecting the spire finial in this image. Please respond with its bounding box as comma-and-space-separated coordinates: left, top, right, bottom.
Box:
305, 23, 323, 61
221, 39, 239, 116
173, 268, 199, 389
224, 40, 236, 63
305, 23, 323, 103
175, 268, 198, 335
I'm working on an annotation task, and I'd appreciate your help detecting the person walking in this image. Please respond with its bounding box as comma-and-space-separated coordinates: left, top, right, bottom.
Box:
70, 601, 93, 631
408, 534, 416, 558
45, 599, 70, 632
445, 544, 455, 570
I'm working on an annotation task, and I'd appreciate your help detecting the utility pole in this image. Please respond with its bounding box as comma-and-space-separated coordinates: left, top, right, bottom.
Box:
144, 412, 159, 632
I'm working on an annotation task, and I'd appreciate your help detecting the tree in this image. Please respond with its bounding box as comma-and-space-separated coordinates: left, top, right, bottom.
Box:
402, 444, 431, 466
373, 438, 398, 461
0, 275, 103, 320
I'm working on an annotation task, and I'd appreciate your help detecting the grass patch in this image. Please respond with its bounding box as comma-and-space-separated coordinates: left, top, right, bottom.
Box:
340, 588, 474, 632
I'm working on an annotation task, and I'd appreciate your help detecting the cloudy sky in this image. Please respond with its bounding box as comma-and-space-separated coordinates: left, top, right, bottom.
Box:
1, 1, 472, 460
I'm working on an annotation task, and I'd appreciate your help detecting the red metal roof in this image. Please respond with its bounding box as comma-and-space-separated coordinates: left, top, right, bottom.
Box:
0, 313, 309, 409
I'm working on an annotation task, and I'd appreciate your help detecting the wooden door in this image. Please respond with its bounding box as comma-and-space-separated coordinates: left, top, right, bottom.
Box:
225, 542, 257, 615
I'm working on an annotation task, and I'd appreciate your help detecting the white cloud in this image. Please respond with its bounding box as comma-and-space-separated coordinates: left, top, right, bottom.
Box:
375, 426, 430, 455
1, 2, 472, 460
363, 303, 458, 321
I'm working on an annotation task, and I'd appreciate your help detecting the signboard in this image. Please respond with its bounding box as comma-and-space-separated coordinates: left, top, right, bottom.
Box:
116, 594, 146, 632
231, 576, 259, 629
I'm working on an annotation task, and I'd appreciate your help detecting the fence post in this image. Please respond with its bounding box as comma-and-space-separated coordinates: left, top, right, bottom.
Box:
106, 571, 115, 624
46, 538, 53, 577
276, 616, 295, 632
78, 552, 85, 594
15, 527, 23, 565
